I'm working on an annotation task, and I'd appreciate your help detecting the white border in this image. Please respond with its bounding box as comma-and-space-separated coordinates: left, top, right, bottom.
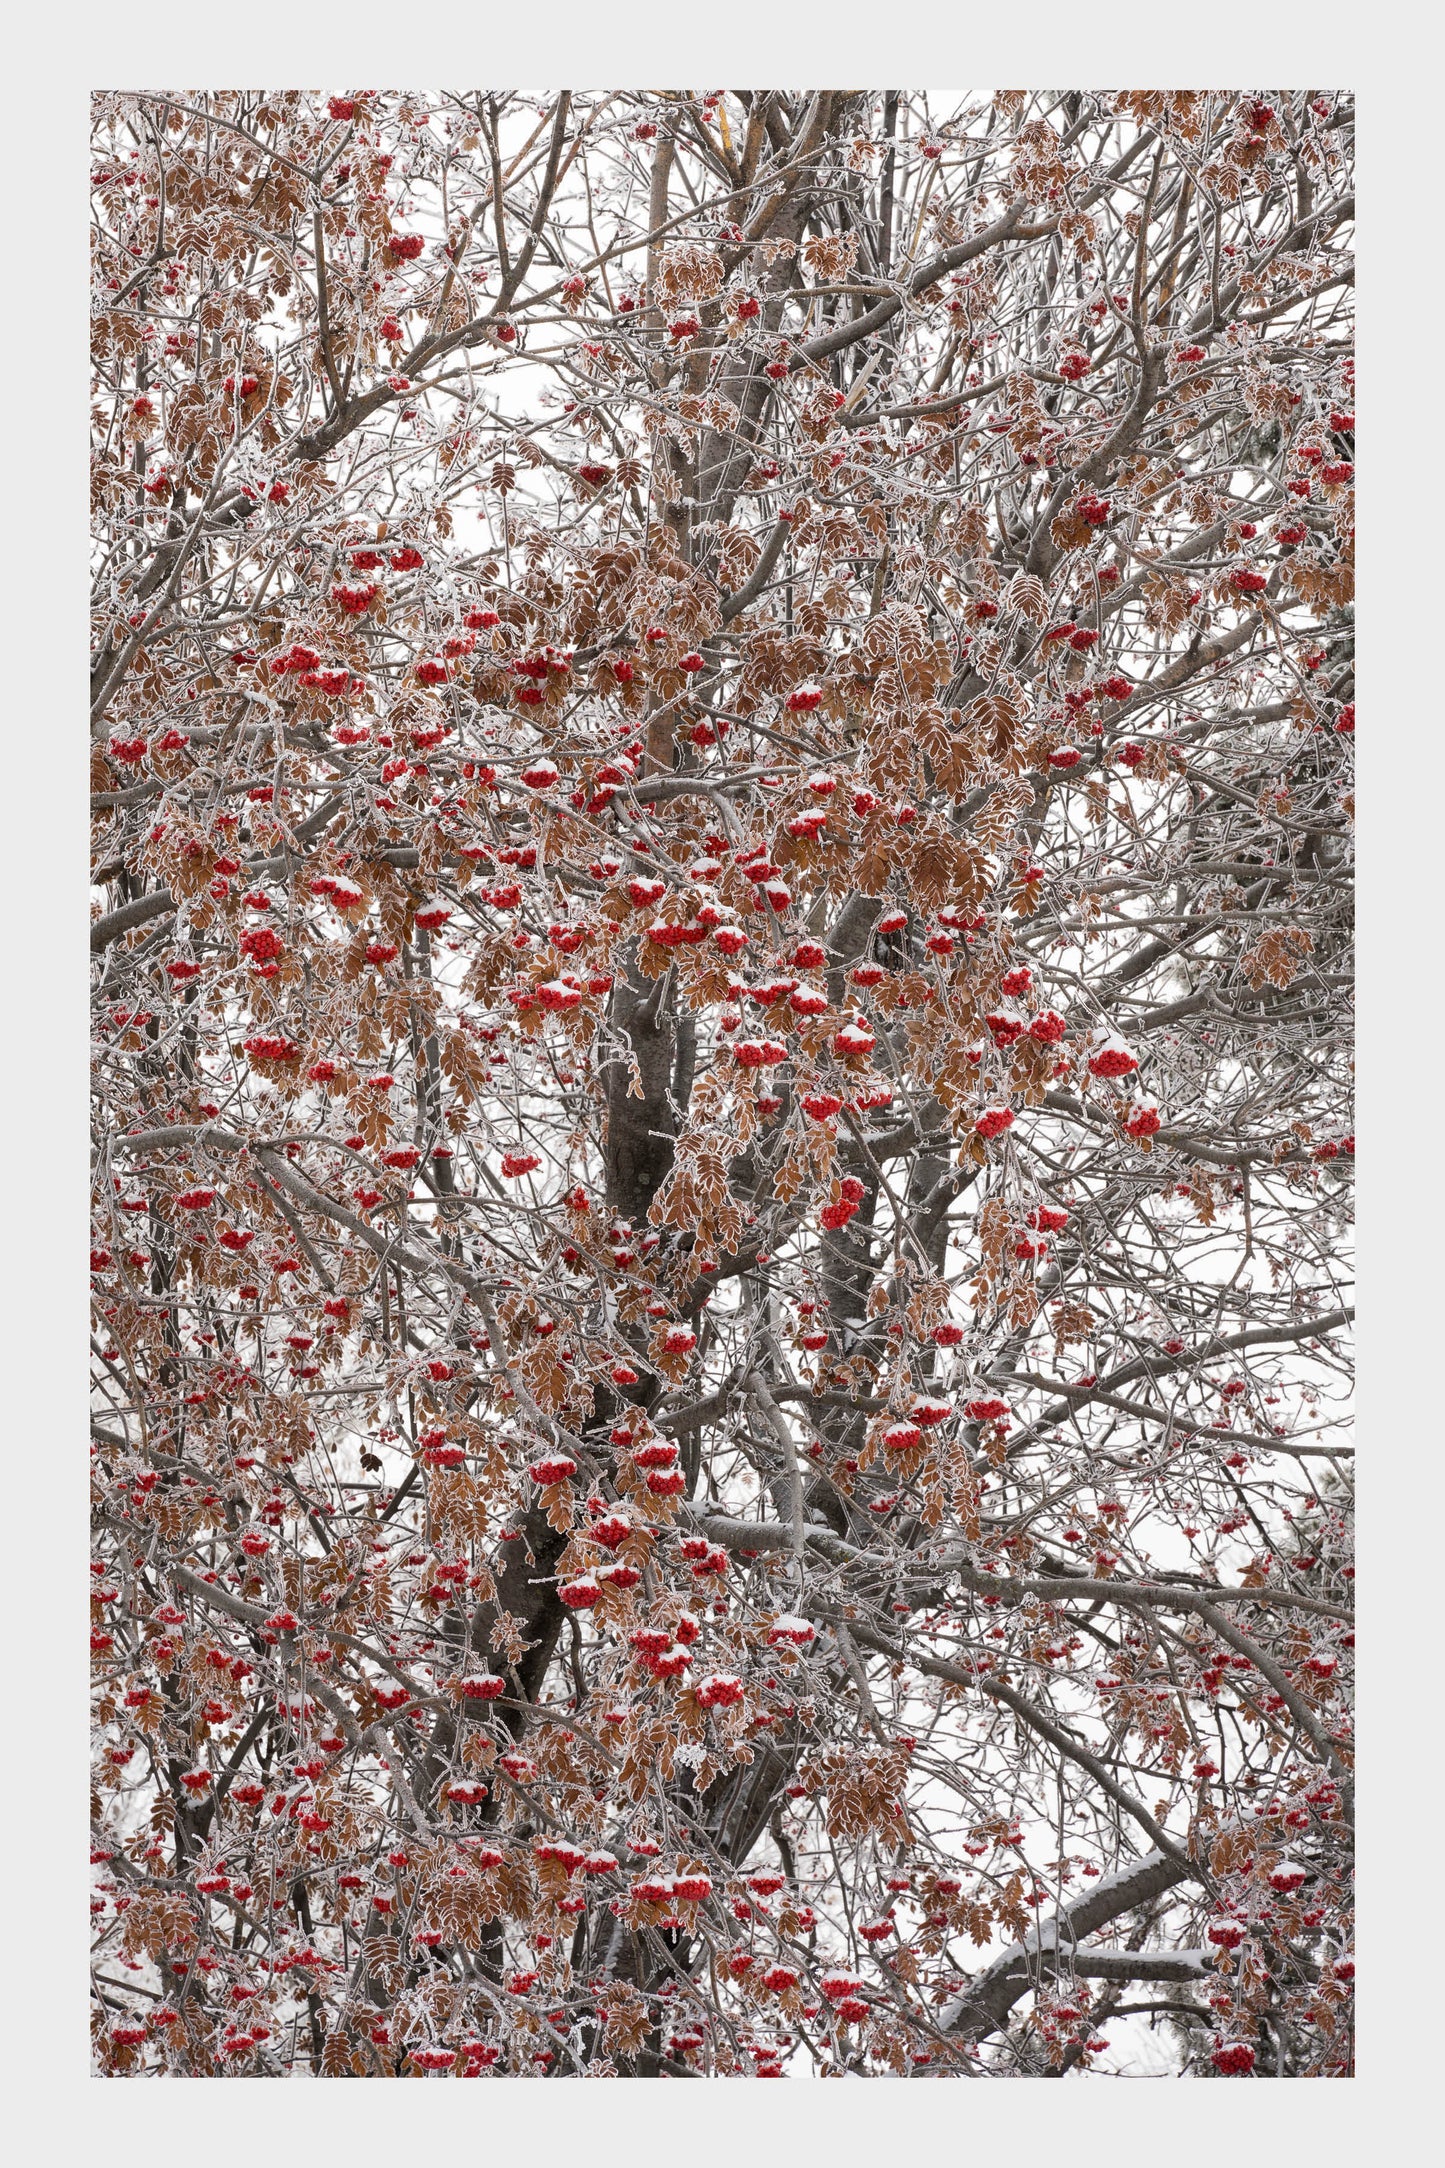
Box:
6, 6, 1429, 2159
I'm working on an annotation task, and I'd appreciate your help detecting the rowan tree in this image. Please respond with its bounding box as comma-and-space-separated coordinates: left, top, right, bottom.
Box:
90, 88, 1355, 2078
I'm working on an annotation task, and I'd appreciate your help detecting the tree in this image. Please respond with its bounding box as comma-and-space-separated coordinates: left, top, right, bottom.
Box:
90, 88, 1354, 2079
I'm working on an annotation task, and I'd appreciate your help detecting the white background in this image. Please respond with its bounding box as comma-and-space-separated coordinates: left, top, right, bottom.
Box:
7, 7, 1422, 2161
